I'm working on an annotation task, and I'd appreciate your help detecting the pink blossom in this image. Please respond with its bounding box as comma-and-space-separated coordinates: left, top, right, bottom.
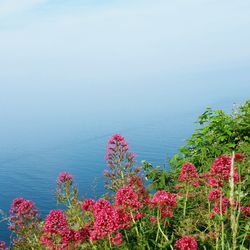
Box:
174, 236, 198, 250
9, 197, 39, 235
208, 189, 221, 201
234, 153, 244, 161
210, 197, 230, 218
111, 232, 123, 245
81, 199, 96, 212
74, 227, 90, 242
0, 241, 7, 250
240, 206, 250, 217
115, 186, 142, 209
208, 177, 224, 188
151, 190, 177, 207
210, 155, 239, 183
57, 172, 73, 184
179, 163, 199, 186
43, 210, 68, 234
150, 216, 157, 224
160, 206, 174, 218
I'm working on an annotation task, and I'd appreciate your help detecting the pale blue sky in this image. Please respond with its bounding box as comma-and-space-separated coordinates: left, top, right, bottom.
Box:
0, 0, 249, 149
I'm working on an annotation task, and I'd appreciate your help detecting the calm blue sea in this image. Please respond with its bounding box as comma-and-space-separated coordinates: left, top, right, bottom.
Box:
0, 75, 249, 243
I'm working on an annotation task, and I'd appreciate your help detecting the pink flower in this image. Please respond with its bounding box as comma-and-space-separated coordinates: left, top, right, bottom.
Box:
105, 134, 129, 161
240, 206, 250, 217
174, 236, 198, 250
43, 210, 68, 234
160, 206, 174, 218
150, 216, 157, 224
9, 198, 39, 235
0, 241, 7, 250
111, 232, 123, 245
179, 163, 199, 186
234, 153, 244, 161
210, 155, 239, 183
93, 198, 112, 216
208, 189, 221, 201
74, 227, 90, 243
208, 177, 224, 188
115, 186, 142, 209
151, 190, 177, 207
57, 172, 73, 184
81, 199, 96, 212
210, 197, 230, 218
90, 199, 131, 240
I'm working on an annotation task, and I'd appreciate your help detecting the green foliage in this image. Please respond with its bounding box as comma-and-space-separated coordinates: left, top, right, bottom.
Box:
170, 100, 250, 171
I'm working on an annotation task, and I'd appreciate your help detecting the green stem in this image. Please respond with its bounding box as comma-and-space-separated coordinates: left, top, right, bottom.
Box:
183, 187, 189, 217
220, 188, 225, 250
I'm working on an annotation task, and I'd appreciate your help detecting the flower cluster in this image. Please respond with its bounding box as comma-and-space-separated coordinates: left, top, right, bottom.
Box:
40, 209, 90, 249
0, 241, 7, 250
57, 172, 73, 185
174, 236, 198, 250
115, 186, 142, 209
150, 190, 177, 219
104, 134, 139, 192
209, 155, 239, 187
9, 198, 39, 234
179, 162, 199, 187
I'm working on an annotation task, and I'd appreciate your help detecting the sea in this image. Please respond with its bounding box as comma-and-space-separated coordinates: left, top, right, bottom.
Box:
0, 73, 249, 242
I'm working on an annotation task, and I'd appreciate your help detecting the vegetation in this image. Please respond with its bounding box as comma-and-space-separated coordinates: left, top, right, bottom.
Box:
0, 100, 249, 250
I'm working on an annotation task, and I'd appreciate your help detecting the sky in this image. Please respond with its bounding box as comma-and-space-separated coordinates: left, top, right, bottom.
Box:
0, 0, 250, 150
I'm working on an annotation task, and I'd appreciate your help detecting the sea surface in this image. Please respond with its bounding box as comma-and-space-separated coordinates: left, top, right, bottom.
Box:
0, 76, 249, 242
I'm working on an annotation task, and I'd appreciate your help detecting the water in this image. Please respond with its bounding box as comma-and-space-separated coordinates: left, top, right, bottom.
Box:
0, 74, 249, 242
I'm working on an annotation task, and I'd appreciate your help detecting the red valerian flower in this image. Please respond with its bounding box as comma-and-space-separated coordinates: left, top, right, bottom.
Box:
208, 189, 221, 201
151, 190, 177, 207
210, 197, 230, 218
115, 186, 142, 209
74, 227, 90, 243
9, 197, 40, 237
240, 206, 250, 217
179, 163, 199, 186
234, 153, 244, 161
90, 198, 131, 240
174, 236, 198, 250
57, 172, 73, 184
105, 134, 129, 162
0, 240, 7, 250
128, 176, 150, 204
111, 232, 123, 245
210, 155, 239, 182
81, 198, 96, 212
150, 216, 157, 224
208, 177, 224, 188
43, 210, 68, 234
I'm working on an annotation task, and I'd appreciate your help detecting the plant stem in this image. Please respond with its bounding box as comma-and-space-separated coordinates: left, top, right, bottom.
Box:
220, 188, 225, 250
183, 187, 189, 217
229, 152, 237, 250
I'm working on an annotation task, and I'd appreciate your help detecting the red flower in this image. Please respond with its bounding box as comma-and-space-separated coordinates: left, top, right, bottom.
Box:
111, 232, 123, 245
179, 163, 199, 186
115, 186, 141, 209
81, 199, 96, 212
57, 172, 73, 184
0, 241, 7, 250
9, 197, 39, 236
151, 190, 177, 207
210, 155, 239, 183
150, 216, 157, 224
240, 206, 250, 217
43, 210, 68, 234
174, 236, 198, 250
234, 153, 244, 161
208, 189, 221, 201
